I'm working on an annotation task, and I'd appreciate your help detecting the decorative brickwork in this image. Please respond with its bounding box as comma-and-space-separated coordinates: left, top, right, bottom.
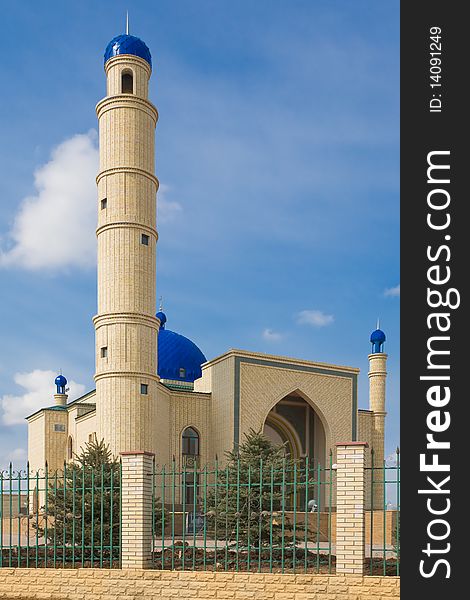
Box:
335, 442, 367, 575
94, 53, 160, 458
368, 353, 387, 509
0, 569, 400, 599
120, 452, 154, 568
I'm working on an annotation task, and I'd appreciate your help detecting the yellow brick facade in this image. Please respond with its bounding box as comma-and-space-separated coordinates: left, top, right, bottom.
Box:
27, 347, 385, 484
94, 53, 160, 458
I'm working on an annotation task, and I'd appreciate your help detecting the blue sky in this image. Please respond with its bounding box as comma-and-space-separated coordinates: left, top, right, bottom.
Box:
0, 0, 399, 466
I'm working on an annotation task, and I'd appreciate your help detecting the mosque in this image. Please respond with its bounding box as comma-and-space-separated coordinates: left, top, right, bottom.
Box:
26, 30, 388, 502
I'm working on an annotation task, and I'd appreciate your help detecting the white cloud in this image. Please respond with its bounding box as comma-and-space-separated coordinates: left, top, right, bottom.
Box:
0, 131, 183, 271
0, 132, 98, 271
1, 369, 86, 426
158, 184, 183, 223
7, 447, 27, 462
296, 309, 334, 327
262, 328, 282, 342
384, 284, 400, 297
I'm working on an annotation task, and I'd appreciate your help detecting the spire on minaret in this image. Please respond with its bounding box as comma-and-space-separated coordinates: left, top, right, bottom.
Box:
126, 11, 129, 35
159, 296, 164, 312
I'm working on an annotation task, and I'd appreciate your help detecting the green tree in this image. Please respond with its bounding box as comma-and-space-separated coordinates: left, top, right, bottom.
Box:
37, 438, 120, 560
206, 429, 296, 549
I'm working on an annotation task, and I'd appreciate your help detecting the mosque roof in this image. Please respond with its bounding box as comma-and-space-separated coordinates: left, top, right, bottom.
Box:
157, 312, 207, 383
104, 34, 152, 67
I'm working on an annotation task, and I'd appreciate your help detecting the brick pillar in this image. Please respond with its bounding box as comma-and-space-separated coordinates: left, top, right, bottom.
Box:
120, 451, 154, 568
335, 442, 368, 575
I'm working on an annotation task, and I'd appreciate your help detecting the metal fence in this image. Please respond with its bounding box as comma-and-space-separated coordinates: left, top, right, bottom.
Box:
151, 455, 336, 573
0, 462, 121, 568
366, 448, 400, 576
1, 451, 400, 575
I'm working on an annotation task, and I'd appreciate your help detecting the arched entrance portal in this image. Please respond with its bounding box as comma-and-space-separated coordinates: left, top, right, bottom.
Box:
263, 391, 328, 509
263, 391, 326, 469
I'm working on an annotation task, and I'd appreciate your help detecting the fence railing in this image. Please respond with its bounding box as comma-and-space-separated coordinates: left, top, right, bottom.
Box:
366, 448, 400, 576
1, 449, 400, 575
150, 455, 335, 573
0, 462, 121, 568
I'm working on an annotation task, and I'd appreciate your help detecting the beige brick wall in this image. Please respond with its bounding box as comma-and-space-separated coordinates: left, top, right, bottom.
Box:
121, 452, 154, 569
169, 390, 212, 467
0, 569, 399, 599
27, 413, 46, 474
336, 443, 367, 575
206, 355, 236, 462
238, 360, 354, 456
357, 411, 373, 508
72, 408, 97, 458
154, 384, 171, 464
44, 411, 68, 473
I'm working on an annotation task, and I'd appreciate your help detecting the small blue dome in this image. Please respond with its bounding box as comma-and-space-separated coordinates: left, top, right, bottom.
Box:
55, 375, 67, 387
104, 34, 152, 67
370, 329, 386, 344
55, 374, 67, 394
156, 311, 167, 329
157, 316, 206, 383
370, 328, 386, 353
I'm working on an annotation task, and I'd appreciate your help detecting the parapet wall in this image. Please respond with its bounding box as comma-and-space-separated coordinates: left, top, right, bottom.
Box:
0, 568, 400, 600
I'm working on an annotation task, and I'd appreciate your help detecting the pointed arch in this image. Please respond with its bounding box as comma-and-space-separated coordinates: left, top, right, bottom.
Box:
181, 425, 200, 456
263, 386, 332, 451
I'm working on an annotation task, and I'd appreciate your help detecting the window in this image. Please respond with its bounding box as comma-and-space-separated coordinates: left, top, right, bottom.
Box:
184, 472, 199, 507
101, 346, 108, 358
182, 427, 200, 456
141, 234, 149, 246
121, 71, 134, 94
54, 423, 66, 432
141, 383, 148, 395
179, 368, 186, 379
67, 436, 73, 460
101, 198, 107, 209
88, 433, 96, 443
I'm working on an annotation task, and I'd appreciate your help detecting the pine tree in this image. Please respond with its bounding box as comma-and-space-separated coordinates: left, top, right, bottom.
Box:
206, 429, 296, 549
37, 438, 120, 560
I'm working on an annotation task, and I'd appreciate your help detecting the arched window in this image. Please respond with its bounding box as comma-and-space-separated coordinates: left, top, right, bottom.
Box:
121, 71, 134, 94
67, 436, 73, 461
182, 427, 199, 456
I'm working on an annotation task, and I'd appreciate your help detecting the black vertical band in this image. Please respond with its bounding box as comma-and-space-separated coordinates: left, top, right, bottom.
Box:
401, 3, 466, 596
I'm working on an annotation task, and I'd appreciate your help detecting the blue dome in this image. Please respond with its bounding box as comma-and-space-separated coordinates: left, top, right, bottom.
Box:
55, 374, 67, 394
157, 316, 206, 383
370, 329, 386, 344
156, 311, 167, 328
104, 34, 152, 67
370, 328, 386, 353
55, 375, 67, 387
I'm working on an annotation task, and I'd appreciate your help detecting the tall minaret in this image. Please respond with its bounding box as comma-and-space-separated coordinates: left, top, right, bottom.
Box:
368, 323, 387, 508
94, 30, 159, 456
